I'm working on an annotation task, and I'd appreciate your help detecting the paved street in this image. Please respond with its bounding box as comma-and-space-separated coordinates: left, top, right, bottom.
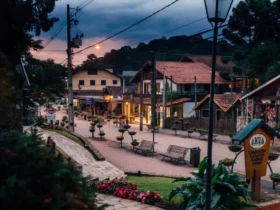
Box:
49, 109, 280, 180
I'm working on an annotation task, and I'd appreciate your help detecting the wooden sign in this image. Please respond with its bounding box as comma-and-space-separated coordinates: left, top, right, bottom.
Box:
244, 128, 271, 179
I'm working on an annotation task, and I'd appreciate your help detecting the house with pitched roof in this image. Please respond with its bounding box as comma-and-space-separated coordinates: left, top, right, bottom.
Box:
180, 55, 259, 93
128, 60, 231, 124
192, 93, 242, 133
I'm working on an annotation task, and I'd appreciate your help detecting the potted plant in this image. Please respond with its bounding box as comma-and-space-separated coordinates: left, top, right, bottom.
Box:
123, 124, 131, 130
99, 131, 105, 141
97, 124, 103, 128
269, 151, 280, 161
130, 115, 135, 122
228, 141, 243, 153
60, 122, 65, 127
116, 136, 124, 147
128, 131, 136, 136
90, 122, 95, 126
118, 128, 125, 133
219, 158, 235, 167
131, 139, 139, 147
57, 106, 61, 110
270, 173, 280, 182
89, 126, 95, 132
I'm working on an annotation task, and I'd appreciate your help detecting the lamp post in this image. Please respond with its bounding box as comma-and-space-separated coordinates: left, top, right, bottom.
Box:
203, 0, 233, 209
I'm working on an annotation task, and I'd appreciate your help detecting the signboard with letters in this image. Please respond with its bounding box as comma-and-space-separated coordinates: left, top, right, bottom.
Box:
232, 119, 278, 201
244, 131, 270, 179
45, 108, 56, 121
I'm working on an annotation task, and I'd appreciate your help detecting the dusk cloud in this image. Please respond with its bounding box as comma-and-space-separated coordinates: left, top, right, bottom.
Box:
33, 0, 240, 64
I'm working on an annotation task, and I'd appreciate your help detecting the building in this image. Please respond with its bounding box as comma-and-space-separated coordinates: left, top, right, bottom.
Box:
240, 74, 280, 129
180, 55, 259, 93
129, 60, 231, 124
192, 93, 242, 133
72, 68, 122, 114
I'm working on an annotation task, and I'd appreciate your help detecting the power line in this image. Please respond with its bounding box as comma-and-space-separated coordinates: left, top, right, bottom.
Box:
72, 0, 180, 56
129, 17, 207, 47
38, 0, 94, 52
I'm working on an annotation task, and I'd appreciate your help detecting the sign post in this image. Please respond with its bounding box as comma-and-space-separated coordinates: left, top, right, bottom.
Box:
232, 119, 279, 201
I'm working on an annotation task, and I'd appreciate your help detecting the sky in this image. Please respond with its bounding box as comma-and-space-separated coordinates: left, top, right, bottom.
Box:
32, 0, 240, 65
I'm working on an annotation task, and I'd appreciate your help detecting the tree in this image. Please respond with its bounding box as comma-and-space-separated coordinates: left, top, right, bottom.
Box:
0, 0, 58, 61
25, 58, 67, 106
0, 131, 105, 210
222, 0, 280, 83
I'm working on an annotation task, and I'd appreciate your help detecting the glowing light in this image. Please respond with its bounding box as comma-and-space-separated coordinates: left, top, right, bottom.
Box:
95, 45, 100, 50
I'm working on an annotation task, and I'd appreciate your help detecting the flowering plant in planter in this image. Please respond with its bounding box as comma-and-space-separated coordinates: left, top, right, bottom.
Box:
116, 136, 124, 141
219, 158, 234, 166
97, 179, 163, 205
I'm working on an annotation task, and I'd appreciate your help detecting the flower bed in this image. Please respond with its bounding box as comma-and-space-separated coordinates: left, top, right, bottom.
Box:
98, 179, 163, 205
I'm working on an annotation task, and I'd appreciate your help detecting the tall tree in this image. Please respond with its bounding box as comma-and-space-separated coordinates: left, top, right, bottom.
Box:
223, 0, 280, 83
0, 0, 58, 61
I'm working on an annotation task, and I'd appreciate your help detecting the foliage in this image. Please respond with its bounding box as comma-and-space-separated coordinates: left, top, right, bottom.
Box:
25, 58, 67, 106
35, 115, 47, 126
0, 0, 58, 61
98, 179, 163, 205
169, 157, 248, 210
219, 158, 234, 164
75, 36, 232, 75
223, 0, 280, 83
0, 132, 104, 210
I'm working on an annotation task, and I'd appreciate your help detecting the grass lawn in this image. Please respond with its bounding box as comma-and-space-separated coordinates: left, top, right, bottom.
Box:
125, 175, 185, 205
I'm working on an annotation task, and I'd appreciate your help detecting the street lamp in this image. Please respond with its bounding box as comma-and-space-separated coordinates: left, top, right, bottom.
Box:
203, 0, 233, 210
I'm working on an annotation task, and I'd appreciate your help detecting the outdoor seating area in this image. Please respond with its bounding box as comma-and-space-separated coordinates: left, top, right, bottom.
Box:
134, 140, 155, 156
160, 145, 189, 164
146, 125, 159, 133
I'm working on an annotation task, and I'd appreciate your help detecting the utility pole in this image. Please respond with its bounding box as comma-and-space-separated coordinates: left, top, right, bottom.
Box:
194, 76, 198, 119
162, 70, 166, 128
123, 77, 125, 93
140, 70, 143, 131
67, 4, 74, 132
170, 75, 173, 118
151, 51, 156, 153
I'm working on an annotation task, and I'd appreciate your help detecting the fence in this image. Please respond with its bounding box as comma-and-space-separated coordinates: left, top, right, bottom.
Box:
164, 117, 236, 135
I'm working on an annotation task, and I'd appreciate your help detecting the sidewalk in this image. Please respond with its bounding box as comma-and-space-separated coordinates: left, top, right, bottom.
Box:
41, 129, 125, 181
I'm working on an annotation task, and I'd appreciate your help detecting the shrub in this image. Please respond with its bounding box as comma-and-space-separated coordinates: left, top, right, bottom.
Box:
169, 157, 248, 210
0, 132, 105, 210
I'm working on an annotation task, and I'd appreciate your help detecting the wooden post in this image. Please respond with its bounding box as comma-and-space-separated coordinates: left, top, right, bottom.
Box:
251, 169, 261, 201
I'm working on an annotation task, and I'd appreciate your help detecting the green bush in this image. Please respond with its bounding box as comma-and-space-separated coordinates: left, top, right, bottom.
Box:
0, 132, 105, 210
169, 157, 248, 210
35, 115, 47, 126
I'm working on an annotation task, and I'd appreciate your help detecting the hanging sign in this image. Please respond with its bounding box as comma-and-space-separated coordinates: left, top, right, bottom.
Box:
45, 108, 57, 121
244, 131, 270, 179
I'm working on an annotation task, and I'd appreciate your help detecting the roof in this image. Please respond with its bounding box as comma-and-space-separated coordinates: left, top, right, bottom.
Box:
159, 98, 191, 106
156, 61, 230, 84
125, 86, 137, 94
232, 119, 280, 142
122, 71, 138, 77
193, 93, 242, 112
240, 74, 280, 100
180, 55, 232, 70
180, 55, 243, 78
104, 86, 123, 97
130, 61, 230, 84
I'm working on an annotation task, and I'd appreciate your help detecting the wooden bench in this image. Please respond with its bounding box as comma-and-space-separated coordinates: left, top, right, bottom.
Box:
198, 129, 218, 141
160, 145, 189, 164
134, 140, 155, 156
146, 125, 159, 133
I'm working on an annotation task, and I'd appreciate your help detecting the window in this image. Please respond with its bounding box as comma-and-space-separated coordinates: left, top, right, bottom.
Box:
156, 83, 160, 93
101, 80, 106, 85
113, 80, 118, 85
202, 110, 209, 118
144, 83, 150, 94
79, 80, 84, 85
90, 80, 95, 86
203, 84, 210, 91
